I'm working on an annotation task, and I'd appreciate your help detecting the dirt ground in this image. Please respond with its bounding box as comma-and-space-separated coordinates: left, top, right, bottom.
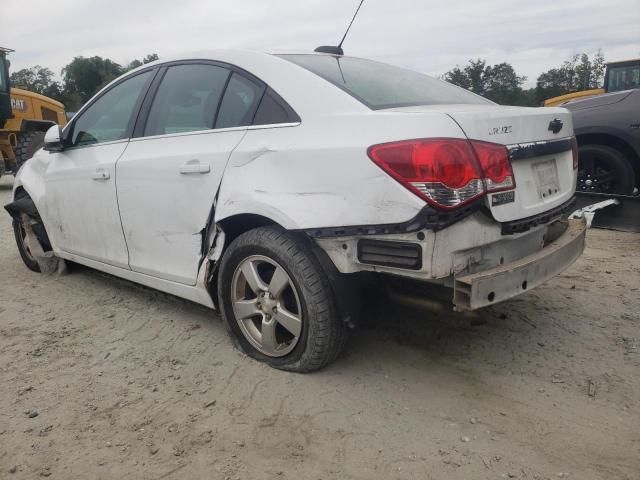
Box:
1, 175, 639, 480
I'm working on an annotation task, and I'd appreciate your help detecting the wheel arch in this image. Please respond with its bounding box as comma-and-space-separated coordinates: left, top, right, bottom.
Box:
217, 213, 282, 248
575, 129, 640, 186
209, 213, 360, 328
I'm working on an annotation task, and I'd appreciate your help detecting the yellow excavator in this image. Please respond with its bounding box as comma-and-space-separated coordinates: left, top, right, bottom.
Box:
0, 47, 67, 178
544, 58, 640, 106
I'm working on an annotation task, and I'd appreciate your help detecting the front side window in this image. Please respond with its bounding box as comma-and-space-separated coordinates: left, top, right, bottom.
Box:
144, 64, 230, 136
278, 54, 492, 110
71, 71, 152, 147
607, 64, 640, 92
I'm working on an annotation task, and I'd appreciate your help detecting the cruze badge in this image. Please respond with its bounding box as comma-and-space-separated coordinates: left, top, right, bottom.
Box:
488, 125, 512, 135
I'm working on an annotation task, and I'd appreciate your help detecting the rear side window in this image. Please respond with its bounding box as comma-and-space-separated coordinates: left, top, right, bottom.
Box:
144, 64, 230, 136
253, 88, 300, 125
278, 54, 492, 110
215, 73, 263, 129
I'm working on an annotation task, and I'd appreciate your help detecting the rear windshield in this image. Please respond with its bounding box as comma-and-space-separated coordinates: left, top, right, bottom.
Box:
277, 54, 491, 110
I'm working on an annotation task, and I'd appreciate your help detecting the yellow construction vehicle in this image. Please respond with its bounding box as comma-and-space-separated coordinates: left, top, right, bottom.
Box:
544, 58, 640, 106
0, 47, 67, 178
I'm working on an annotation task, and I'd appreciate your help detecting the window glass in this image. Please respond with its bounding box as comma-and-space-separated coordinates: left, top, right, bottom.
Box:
278, 54, 492, 110
253, 90, 291, 125
607, 64, 640, 92
71, 71, 151, 146
215, 73, 263, 129
144, 64, 230, 136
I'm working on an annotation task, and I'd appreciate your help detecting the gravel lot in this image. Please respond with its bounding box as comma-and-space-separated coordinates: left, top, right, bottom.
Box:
1, 175, 639, 479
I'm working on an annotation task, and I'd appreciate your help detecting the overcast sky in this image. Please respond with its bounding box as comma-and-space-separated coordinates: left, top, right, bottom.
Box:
5, 0, 640, 87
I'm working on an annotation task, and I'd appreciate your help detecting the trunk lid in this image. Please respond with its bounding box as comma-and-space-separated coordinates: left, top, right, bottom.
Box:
386, 104, 577, 222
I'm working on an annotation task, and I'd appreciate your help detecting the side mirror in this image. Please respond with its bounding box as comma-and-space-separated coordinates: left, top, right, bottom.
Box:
43, 125, 64, 152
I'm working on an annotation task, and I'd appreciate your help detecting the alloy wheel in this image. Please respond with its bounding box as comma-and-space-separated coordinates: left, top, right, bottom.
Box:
16, 220, 36, 263
231, 255, 303, 357
578, 154, 619, 193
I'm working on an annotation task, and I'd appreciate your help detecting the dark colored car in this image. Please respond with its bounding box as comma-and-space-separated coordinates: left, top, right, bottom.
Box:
564, 88, 640, 195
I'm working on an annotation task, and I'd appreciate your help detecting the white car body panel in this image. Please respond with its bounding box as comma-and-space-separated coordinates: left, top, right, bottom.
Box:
118, 128, 247, 285
55, 249, 215, 308
216, 112, 465, 229
33, 140, 131, 268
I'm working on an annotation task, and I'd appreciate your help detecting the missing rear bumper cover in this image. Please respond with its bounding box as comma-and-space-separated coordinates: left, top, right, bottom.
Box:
454, 218, 587, 310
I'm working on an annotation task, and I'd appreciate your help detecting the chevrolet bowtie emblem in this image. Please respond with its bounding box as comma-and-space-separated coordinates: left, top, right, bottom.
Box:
548, 118, 563, 134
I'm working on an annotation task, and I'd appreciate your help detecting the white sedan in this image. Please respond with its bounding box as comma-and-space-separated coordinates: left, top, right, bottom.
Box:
6, 50, 586, 371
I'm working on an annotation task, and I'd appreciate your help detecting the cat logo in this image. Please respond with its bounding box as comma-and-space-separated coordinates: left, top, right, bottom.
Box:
10, 97, 27, 112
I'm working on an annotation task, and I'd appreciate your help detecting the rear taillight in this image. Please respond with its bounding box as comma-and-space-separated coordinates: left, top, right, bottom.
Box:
571, 136, 579, 169
471, 140, 515, 193
367, 138, 515, 210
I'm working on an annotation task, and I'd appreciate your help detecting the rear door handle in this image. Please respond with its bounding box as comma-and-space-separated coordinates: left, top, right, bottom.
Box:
179, 160, 210, 174
91, 169, 110, 181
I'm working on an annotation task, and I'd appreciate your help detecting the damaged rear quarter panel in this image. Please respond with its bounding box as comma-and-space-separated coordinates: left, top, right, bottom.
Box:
214, 112, 464, 230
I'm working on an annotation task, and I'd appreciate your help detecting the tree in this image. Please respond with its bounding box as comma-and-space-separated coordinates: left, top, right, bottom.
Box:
9, 52, 160, 112
125, 53, 159, 72
444, 59, 527, 105
61, 56, 125, 110
535, 51, 605, 103
10, 66, 58, 95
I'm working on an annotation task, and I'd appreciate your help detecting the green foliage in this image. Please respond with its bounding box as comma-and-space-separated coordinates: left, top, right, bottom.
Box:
535, 50, 606, 104
444, 59, 527, 105
61, 56, 124, 110
9, 65, 63, 99
9, 53, 159, 112
126, 53, 159, 72
444, 51, 606, 106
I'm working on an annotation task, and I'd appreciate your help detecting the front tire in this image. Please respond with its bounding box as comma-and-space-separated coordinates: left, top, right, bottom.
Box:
217, 226, 347, 372
578, 144, 635, 195
13, 219, 41, 272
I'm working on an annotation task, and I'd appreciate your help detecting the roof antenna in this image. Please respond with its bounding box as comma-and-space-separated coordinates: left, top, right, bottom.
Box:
314, 0, 365, 56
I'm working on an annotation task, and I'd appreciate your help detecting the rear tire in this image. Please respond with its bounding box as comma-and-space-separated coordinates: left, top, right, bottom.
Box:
217, 226, 347, 372
15, 131, 46, 171
578, 144, 635, 195
13, 219, 41, 273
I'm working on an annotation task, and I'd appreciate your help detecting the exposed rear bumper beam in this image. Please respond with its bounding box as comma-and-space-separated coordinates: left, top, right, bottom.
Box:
453, 218, 587, 310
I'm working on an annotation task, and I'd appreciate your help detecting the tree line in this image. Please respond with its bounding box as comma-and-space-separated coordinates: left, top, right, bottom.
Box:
10, 54, 158, 112
11, 50, 606, 110
443, 51, 606, 106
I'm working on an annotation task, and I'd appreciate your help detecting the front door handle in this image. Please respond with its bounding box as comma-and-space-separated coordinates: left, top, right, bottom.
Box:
179, 160, 210, 174
91, 169, 110, 181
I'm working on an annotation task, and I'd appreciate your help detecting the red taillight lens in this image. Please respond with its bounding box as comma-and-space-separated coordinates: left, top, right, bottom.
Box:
368, 139, 485, 209
368, 138, 515, 210
471, 140, 515, 193
571, 136, 579, 169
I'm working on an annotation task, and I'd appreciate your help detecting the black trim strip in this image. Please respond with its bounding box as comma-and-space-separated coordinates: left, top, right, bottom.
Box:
507, 138, 572, 161
303, 202, 480, 238
501, 196, 576, 235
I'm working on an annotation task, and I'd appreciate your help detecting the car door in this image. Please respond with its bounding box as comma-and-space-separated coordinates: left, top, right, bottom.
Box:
41, 69, 154, 268
116, 63, 265, 285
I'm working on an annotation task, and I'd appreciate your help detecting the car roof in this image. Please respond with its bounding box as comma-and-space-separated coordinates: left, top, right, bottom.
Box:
79, 49, 369, 123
